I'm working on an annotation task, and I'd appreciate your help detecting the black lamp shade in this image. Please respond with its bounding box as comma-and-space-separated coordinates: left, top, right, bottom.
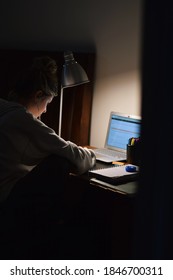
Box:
61, 51, 89, 88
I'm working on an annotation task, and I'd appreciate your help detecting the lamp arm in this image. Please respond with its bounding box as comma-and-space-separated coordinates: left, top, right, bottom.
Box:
58, 86, 64, 137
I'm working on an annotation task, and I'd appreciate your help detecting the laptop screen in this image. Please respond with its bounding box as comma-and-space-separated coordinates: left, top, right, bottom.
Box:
105, 112, 141, 151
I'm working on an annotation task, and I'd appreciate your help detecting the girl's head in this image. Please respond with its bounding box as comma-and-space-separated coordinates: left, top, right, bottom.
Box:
8, 56, 58, 118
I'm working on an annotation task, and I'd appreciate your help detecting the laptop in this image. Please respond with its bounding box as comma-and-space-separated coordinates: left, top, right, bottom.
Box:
94, 111, 141, 163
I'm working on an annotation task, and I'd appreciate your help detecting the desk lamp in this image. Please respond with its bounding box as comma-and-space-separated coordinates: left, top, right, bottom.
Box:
58, 51, 90, 136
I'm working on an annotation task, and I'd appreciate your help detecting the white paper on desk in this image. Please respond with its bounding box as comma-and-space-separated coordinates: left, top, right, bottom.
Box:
89, 165, 138, 178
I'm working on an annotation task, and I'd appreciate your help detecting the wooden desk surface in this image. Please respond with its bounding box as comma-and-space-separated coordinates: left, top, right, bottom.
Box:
90, 178, 138, 196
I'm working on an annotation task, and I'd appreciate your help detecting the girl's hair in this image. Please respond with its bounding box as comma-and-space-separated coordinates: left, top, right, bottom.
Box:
8, 56, 58, 101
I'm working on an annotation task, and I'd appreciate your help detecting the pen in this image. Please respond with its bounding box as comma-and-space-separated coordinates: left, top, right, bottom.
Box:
128, 137, 140, 146
130, 138, 135, 145
112, 161, 125, 166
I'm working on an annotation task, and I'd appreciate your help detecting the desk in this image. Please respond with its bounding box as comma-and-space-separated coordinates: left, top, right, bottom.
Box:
71, 160, 138, 196
83, 147, 138, 196
63, 161, 138, 259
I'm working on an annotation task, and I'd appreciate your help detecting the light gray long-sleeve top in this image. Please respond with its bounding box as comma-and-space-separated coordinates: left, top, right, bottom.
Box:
0, 98, 96, 202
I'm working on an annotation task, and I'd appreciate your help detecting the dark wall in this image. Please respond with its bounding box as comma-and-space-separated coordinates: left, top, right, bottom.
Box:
133, 0, 173, 259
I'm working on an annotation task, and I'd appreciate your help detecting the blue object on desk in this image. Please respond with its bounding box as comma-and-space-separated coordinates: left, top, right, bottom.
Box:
125, 165, 137, 172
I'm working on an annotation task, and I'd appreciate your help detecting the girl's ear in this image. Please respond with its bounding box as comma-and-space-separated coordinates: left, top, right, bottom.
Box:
35, 90, 44, 100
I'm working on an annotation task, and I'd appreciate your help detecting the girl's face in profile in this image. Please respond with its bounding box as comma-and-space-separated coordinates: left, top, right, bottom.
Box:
27, 92, 53, 118
36, 95, 53, 118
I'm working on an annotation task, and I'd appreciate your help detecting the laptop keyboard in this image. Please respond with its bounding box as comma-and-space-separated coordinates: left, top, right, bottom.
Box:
95, 148, 124, 158
94, 148, 126, 162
